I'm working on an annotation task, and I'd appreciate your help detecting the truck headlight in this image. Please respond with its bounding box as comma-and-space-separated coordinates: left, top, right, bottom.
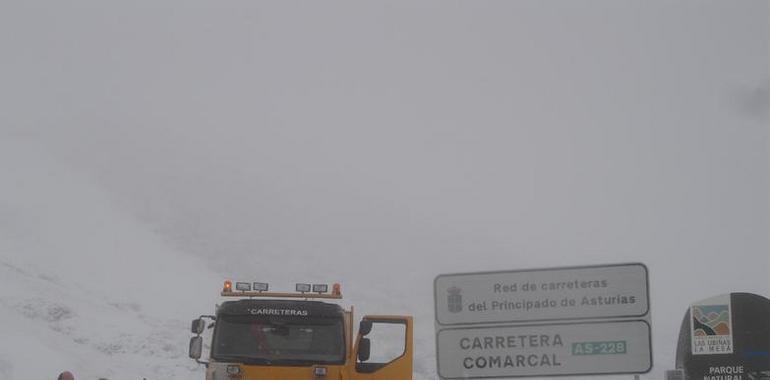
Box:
226, 365, 241, 376
314, 366, 328, 378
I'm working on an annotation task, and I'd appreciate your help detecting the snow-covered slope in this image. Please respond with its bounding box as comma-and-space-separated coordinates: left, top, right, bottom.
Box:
0, 139, 222, 379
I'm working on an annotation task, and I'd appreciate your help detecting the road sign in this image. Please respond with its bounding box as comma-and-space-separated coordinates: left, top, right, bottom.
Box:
437, 320, 652, 379
434, 263, 653, 379
435, 263, 649, 325
670, 293, 770, 380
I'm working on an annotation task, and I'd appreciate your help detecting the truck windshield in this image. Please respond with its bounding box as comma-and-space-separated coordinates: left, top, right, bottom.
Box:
212, 315, 345, 365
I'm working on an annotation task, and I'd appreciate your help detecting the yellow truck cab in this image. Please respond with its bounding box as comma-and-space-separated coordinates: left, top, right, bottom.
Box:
189, 281, 413, 380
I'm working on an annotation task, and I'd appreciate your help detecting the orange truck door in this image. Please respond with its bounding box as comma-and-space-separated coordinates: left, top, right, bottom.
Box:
351, 316, 413, 380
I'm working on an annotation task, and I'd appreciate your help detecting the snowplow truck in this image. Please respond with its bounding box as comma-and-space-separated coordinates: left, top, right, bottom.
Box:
189, 281, 413, 380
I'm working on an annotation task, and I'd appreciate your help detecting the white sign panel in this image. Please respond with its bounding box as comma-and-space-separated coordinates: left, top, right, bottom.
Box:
436, 321, 653, 379
435, 263, 649, 325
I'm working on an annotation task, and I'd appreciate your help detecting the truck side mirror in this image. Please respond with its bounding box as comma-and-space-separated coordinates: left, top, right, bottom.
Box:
359, 320, 373, 336
357, 338, 371, 362
191, 318, 205, 335
189, 336, 203, 360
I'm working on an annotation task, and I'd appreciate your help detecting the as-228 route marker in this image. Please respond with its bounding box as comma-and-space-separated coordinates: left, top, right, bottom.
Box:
434, 263, 653, 379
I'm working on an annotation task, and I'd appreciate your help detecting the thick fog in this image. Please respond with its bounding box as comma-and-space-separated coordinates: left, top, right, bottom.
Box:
1, 1, 769, 379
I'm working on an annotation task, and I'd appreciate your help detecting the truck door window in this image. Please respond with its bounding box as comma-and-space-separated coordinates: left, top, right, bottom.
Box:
357, 321, 406, 373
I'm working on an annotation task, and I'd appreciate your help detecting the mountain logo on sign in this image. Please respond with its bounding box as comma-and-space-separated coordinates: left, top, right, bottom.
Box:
692, 305, 730, 336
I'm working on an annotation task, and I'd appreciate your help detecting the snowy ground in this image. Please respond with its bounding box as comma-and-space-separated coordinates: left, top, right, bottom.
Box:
0, 140, 223, 379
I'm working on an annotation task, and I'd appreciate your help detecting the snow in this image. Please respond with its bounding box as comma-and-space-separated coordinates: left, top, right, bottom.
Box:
0, 139, 221, 379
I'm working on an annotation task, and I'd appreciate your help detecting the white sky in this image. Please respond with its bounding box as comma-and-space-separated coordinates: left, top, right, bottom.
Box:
1, 1, 769, 379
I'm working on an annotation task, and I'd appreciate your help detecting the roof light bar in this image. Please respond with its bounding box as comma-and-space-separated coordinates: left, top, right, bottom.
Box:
219, 280, 342, 299
312, 284, 328, 293
235, 282, 251, 292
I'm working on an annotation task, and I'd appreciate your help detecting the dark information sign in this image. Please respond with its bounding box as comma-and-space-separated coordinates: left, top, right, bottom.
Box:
672, 293, 770, 380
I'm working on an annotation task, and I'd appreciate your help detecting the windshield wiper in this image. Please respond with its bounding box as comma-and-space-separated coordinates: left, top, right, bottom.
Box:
258, 358, 345, 366
213, 355, 273, 365
213, 355, 343, 366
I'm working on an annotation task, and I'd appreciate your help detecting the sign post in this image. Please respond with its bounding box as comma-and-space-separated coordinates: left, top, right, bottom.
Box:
434, 263, 653, 379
